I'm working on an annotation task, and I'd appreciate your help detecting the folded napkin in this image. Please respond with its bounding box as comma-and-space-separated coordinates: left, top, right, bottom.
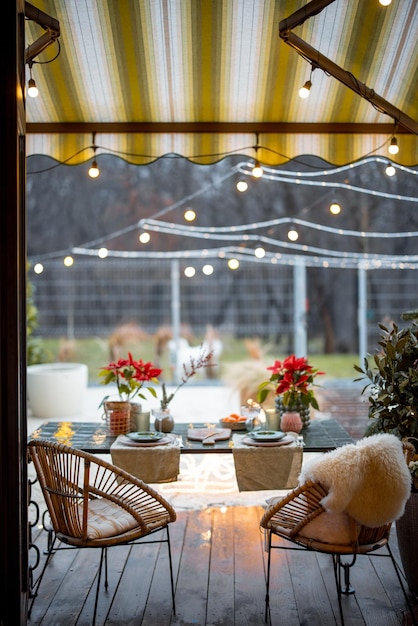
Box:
231, 433, 303, 491
110, 434, 181, 483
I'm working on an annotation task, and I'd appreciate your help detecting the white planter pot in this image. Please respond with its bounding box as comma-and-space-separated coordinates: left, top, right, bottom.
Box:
27, 363, 88, 419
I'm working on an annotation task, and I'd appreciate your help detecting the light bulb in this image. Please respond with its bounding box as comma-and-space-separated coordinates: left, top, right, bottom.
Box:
228, 258, 240, 270
252, 161, 263, 178
298, 80, 311, 99
184, 209, 196, 221
330, 202, 341, 215
184, 266, 196, 278
88, 160, 100, 178
379, 0, 391, 6
388, 137, 399, 155
202, 264, 214, 275
139, 232, 150, 244
236, 179, 248, 192
385, 163, 396, 177
28, 77, 38, 98
288, 228, 299, 242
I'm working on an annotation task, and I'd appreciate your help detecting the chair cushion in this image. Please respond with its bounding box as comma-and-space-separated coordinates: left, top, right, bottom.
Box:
298, 511, 355, 545
81, 498, 139, 539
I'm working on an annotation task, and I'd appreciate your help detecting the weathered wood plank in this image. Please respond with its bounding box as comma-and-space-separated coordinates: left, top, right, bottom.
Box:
27, 506, 418, 625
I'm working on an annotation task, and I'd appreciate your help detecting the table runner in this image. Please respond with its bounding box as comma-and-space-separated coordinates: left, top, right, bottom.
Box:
231, 434, 303, 491
110, 434, 181, 483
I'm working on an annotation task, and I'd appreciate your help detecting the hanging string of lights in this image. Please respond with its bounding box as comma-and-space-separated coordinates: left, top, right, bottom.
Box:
28, 152, 418, 272
66, 244, 418, 271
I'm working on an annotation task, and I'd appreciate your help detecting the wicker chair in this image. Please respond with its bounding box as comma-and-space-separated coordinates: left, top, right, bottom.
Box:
28, 439, 177, 625
260, 440, 417, 626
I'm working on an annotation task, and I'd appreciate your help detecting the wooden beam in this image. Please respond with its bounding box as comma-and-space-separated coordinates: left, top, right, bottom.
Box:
25, 122, 412, 135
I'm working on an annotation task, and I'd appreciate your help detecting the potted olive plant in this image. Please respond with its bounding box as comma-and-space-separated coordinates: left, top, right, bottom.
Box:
354, 313, 418, 593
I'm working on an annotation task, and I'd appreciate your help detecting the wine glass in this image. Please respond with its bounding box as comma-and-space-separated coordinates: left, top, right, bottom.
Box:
152, 408, 164, 433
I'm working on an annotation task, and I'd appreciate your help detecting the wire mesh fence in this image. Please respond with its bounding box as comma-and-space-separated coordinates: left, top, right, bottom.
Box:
30, 257, 418, 356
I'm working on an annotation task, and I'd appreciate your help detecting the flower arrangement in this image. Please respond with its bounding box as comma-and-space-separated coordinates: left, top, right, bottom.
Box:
257, 354, 324, 410
159, 349, 214, 409
99, 352, 162, 403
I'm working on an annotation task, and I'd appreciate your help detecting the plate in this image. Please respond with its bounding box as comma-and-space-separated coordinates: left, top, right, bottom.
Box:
125, 431, 165, 443
242, 434, 294, 447
248, 430, 286, 442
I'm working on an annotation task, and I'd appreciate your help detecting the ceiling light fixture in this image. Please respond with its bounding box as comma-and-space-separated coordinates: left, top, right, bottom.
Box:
379, 0, 392, 6
88, 132, 100, 178
329, 201, 342, 215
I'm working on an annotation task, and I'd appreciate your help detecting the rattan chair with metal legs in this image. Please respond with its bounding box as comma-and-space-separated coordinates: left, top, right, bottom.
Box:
260, 440, 417, 626
28, 439, 177, 625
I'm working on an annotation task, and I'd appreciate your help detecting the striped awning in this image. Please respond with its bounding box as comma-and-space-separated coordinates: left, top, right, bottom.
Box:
25, 0, 418, 166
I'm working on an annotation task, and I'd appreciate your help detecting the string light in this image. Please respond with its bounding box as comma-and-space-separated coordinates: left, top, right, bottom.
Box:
298, 80, 311, 99
252, 160, 264, 178
388, 136, 399, 155
385, 162, 396, 177
88, 132, 100, 178
202, 264, 214, 275
228, 259, 240, 270
29, 155, 418, 274
184, 266, 196, 277
238, 158, 417, 202
139, 232, 151, 244
299, 65, 316, 99
88, 160, 100, 178
184, 209, 196, 221
329, 201, 342, 215
252, 133, 264, 178
236, 179, 248, 192
287, 227, 299, 241
27, 62, 39, 98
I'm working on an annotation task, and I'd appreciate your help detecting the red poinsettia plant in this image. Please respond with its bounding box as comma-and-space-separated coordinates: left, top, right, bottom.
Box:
99, 352, 162, 403
257, 355, 325, 410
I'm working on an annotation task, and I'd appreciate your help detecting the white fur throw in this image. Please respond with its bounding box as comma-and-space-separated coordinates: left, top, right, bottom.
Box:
299, 434, 411, 527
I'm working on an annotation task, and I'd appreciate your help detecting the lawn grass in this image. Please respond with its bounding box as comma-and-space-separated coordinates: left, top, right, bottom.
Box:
39, 336, 361, 385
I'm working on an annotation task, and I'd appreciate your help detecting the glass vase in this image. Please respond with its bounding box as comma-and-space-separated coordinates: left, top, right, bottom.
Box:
152, 407, 175, 433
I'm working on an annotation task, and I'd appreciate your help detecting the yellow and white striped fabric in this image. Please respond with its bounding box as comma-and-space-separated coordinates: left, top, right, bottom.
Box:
25, 0, 418, 166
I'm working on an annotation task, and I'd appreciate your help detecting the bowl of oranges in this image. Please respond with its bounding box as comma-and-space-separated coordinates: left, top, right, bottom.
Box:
219, 413, 248, 431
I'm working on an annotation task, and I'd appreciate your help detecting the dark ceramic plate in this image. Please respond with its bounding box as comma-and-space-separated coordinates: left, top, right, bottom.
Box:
125, 431, 165, 443
248, 430, 286, 442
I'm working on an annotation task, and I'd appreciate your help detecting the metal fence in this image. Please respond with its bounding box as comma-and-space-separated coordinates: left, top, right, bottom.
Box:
30, 257, 418, 354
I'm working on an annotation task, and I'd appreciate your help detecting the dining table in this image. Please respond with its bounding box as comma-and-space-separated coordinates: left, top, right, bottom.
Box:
28, 417, 354, 454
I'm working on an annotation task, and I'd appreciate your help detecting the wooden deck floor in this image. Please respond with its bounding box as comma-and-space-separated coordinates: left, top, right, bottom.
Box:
28, 383, 417, 625
29, 505, 418, 626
